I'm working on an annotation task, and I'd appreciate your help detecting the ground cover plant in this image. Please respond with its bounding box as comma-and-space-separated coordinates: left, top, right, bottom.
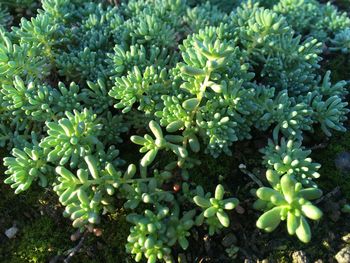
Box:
0, 0, 350, 262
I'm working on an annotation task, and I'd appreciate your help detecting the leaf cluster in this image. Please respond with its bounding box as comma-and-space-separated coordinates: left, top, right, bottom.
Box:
1, 0, 350, 262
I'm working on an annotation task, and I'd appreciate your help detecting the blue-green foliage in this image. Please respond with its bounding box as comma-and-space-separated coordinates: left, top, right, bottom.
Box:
109, 66, 170, 114
263, 0, 350, 42
4, 140, 50, 194
184, 2, 228, 33
0, 4, 12, 27
39, 109, 103, 167
1, 0, 350, 262
54, 3, 123, 82
330, 28, 350, 53
0, 27, 50, 85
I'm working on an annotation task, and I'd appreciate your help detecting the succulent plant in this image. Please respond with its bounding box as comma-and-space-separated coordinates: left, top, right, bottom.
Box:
254, 173, 323, 243
131, 120, 188, 167
39, 109, 102, 167
4, 142, 50, 193
194, 184, 239, 234
1, 0, 350, 261
54, 155, 132, 228
261, 138, 321, 186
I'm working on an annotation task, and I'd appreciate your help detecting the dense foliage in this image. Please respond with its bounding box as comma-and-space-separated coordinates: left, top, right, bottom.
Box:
1, 0, 350, 262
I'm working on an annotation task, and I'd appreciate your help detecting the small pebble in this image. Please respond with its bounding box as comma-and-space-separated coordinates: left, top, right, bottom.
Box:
5, 226, 18, 239
335, 246, 350, 263
86, 224, 94, 232
93, 228, 102, 237
70, 230, 82, 241
235, 205, 245, 214
342, 234, 350, 243
292, 250, 309, 263
173, 184, 181, 192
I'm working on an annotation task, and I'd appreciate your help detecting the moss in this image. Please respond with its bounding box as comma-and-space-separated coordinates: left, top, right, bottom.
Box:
1, 148, 132, 263
0, 182, 134, 263
189, 152, 231, 191
0, 215, 71, 263
0, 150, 73, 262
69, 208, 133, 263
87, 209, 133, 263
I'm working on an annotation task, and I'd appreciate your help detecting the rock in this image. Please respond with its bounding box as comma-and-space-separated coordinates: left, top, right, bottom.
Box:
221, 233, 237, 247
70, 229, 82, 241
335, 246, 350, 263
235, 205, 245, 214
93, 228, 102, 237
5, 226, 18, 239
86, 224, 94, 232
342, 234, 350, 244
292, 250, 309, 263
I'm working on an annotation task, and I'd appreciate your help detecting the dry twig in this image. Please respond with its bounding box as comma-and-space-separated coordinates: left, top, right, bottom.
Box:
63, 231, 88, 263
315, 186, 340, 204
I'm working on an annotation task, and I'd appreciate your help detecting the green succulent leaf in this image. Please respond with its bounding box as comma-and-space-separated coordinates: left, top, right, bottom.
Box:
295, 217, 312, 243
256, 207, 282, 232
